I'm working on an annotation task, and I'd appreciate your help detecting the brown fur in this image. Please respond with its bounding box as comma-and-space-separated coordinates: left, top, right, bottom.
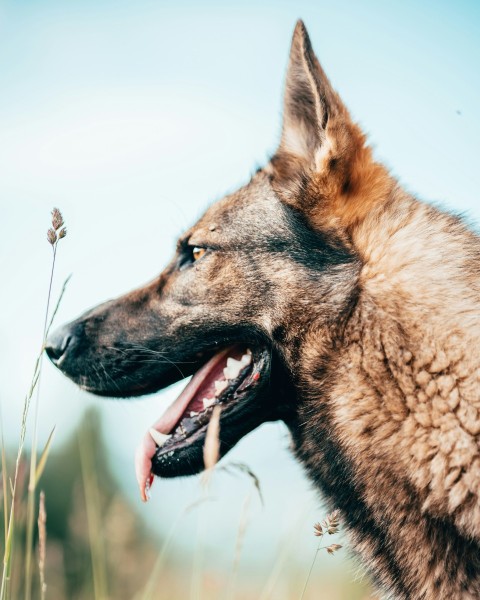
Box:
273, 22, 480, 599
47, 20, 480, 599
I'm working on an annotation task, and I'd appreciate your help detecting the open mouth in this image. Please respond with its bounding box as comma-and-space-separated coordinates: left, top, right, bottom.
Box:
135, 344, 270, 501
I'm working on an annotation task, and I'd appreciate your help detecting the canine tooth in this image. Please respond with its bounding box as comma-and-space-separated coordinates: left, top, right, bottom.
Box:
203, 397, 215, 409
149, 429, 171, 447
214, 379, 229, 396
145, 482, 151, 501
190, 411, 199, 417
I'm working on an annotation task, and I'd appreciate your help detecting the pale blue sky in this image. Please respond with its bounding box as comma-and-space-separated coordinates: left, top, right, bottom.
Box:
0, 0, 479, 576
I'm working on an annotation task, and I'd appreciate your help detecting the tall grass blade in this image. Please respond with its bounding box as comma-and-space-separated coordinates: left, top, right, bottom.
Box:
219, 461, 264, 507
1, 500, 15, 600
37, 491, 47, 600
0, 209, 67, 600
46, 274, 72, 337
25, 241, 59, 600
139, 495, 216, 600
258, 504, 309, 600
1, 405, 9, 550
34, 428, 56, 486
227, 493, 252, 600
78, 420, 109, 600
299, 544, 321, 600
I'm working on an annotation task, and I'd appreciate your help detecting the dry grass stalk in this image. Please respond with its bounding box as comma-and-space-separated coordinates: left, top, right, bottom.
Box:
37, 491, 47, 600
326, 543, 342, 555
189, 406, 222, 600
258, 501, 312, 600
300, 509, 343, 600
227, 493, 252, 600
25, 208, 68, 600
203, 405, 221, 475
140, 495, 218, 600
219, 462, 264, 507
1, 409, 8, 551
0, 208, 67, 600
78, 423, 109, 600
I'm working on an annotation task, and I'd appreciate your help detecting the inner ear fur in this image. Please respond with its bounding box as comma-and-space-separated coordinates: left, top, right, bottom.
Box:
270, 20, 393, 231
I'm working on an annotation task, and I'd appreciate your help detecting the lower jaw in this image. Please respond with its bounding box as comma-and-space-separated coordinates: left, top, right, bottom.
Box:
150, 346, 273, 477
151, 393, 272, 477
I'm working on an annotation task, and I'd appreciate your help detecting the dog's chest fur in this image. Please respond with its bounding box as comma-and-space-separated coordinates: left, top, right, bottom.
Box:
288, 194, 480, 599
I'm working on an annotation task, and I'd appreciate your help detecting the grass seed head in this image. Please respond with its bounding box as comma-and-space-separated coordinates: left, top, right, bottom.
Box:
47, 228, 57, 245
47, 209, 67, 246
51, 207, 64, 230
326, 509, 340, 534
326, 543, 342, 555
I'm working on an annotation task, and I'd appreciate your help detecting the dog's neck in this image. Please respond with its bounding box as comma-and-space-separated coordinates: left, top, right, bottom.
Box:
286, 189, 480, 598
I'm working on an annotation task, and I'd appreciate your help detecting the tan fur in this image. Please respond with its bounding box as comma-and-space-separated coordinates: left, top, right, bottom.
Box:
294, 206, 480, 596
351, 195, 480, 536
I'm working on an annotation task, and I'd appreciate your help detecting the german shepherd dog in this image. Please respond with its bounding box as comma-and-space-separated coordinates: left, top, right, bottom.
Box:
46, 21, 480, 599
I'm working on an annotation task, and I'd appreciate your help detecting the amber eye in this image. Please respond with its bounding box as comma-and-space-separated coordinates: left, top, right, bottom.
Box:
192, 246, 206, 261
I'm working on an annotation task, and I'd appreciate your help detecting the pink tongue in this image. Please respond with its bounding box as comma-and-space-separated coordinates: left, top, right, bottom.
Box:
135, 347, 232, 502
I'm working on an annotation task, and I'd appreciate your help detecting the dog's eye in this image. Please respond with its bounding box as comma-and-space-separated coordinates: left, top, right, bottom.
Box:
178, 244, 209, 270
192, 247, 206, 261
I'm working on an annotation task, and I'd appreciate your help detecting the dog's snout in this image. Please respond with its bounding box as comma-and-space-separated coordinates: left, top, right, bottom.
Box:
45, 324, 77, 364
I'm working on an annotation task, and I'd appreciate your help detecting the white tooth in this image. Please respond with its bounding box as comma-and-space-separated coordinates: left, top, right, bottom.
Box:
203, 397, 215, 410
246, 348, 252, 355
149, 428, 171, 447
223, 358, 243, 380
240, 353, 252, 366
214, 379, 229, 396
145, 483, 151, 502
190, 411, 199, 417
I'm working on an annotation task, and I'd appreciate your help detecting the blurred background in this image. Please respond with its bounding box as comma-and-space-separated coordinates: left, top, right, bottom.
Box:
0, 0, 479, 598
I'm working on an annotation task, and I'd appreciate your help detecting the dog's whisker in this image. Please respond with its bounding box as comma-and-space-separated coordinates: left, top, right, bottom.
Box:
99, 360, 121, 392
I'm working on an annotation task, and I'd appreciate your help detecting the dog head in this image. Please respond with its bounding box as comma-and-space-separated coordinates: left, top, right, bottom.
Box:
47, 21, 388, 499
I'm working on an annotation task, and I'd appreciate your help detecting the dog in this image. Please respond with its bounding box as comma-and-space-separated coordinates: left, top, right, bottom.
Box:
46, 21, 480, 599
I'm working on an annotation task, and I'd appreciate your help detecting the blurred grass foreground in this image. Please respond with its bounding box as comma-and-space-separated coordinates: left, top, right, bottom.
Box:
0, 409, 374, 600
1, 408, 161, 599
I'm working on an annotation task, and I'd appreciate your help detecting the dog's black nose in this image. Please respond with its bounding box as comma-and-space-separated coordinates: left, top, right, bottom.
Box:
45, 325, 74, 364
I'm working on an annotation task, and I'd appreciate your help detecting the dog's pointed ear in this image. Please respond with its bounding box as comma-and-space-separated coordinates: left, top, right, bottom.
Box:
271, 21, 392, 230
280, 20, 340, 160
